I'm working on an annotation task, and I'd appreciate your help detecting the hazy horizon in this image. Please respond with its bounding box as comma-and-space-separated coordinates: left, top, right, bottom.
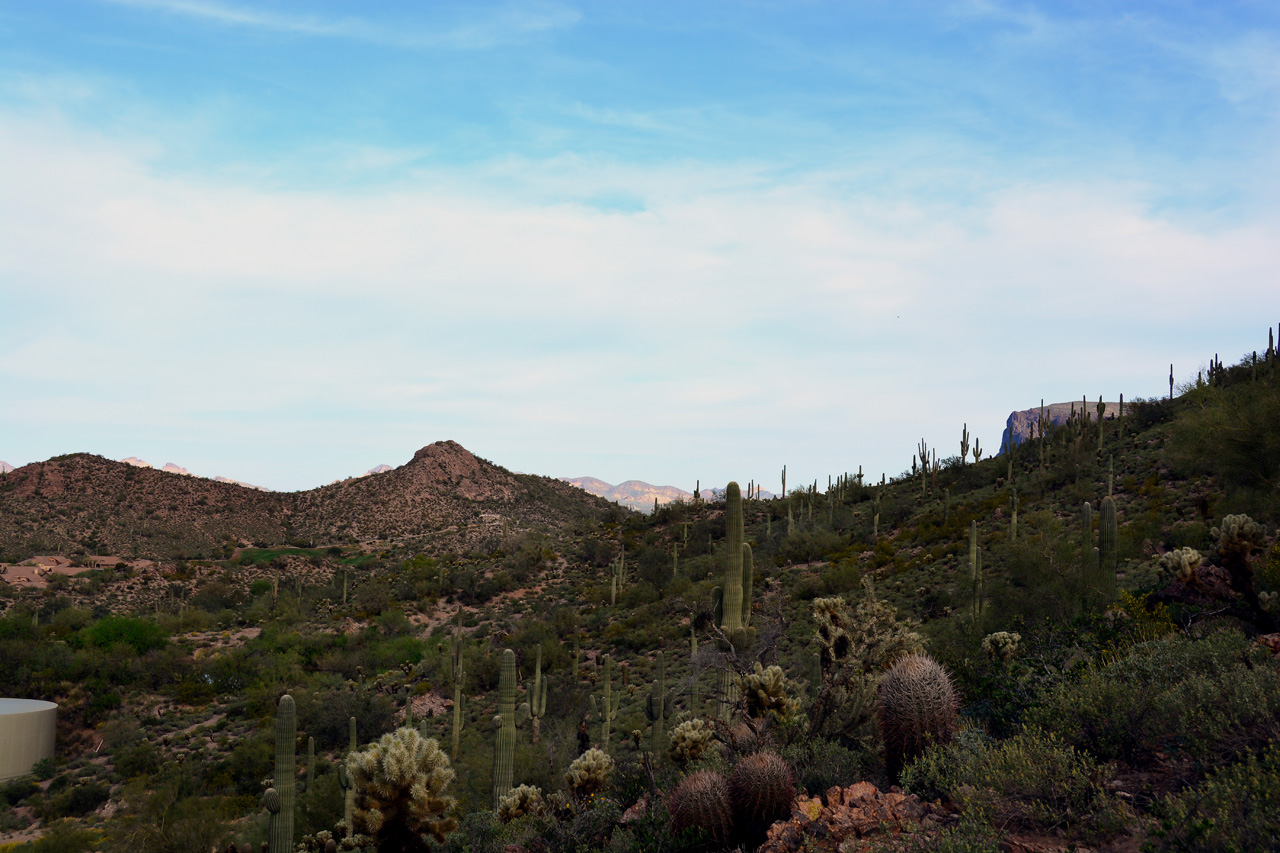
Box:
3, 1, 1278, 492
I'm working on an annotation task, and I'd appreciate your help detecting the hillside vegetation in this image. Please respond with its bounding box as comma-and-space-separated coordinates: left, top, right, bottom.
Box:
0, 342, 1278, 853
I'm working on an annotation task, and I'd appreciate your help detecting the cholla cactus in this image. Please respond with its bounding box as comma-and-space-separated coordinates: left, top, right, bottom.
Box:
737, 663, 801, 721
565, 748, 613, 798
1260, 591, 1278, 613
1212, 514, 1265, 568
981, 631, 1021, 660
668, 718, 714, 766
877, 653, 959, 782
346, 727, 457, 846
496, 784, 545, 822
811, 582, 924, 743
1159, 547, 1202, 583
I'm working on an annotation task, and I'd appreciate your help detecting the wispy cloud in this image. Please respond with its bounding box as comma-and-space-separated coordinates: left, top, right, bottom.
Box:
98, 0, 580, 48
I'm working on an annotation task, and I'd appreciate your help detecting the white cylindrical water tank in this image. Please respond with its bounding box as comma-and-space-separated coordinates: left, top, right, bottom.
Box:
0, 699, 57, 781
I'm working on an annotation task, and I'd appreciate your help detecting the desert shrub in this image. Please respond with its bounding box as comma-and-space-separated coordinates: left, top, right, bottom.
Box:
9, 819, 101, 853
902, 729, 1128, 841
296, 687, 396, 752
2, 777, 40, 806
777, 736, 869, 797
77, 615, 167, 655
113, 741, 160, 779
1027, 628, 1280, 770
775, 529, 846, 566
1169, 380, 1280, 512
35, 781, 109, 820
1148, 741, 1280, 852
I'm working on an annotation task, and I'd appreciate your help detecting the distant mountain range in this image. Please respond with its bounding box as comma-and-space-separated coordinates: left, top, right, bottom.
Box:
111, 455, 399, 491
563, 477, 775, 512
119, 456, 271, 491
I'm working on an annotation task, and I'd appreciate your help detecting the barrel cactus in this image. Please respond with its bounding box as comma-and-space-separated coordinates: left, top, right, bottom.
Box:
667, 770, 733, 839
728, 751, 795, 824
877, 653, 959, 781
565, 748, 614, 799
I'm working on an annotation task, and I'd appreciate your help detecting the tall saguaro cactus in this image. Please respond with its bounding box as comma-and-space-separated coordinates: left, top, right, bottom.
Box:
1010, 488, 1018, 542
590, 654, 621, 752
336, 716, 356, 838
267, 694, 296, 853
492, 649, 524, 809
451, 665, 464, 761
969, 521, 984, 624
529, 645, 547, 744
1081, 501, 1095, 610
722, 482, 745, 634
645, 650, 669, 752
1099, 496, 1118, 602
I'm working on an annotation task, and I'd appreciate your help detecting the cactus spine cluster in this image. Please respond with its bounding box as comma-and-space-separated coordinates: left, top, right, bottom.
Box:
590, 654, 620, 752
268, 694, 296, 853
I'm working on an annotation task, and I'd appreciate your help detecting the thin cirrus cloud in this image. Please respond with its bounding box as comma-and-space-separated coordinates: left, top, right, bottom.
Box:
97, 0, 582, 49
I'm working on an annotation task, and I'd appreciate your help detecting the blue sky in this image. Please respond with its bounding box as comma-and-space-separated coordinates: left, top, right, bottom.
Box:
2, 0, 1278, 492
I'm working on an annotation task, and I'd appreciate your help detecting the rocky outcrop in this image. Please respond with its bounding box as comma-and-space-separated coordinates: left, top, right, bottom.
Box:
1001, 401, 1121, 454
758, 782, 957, 852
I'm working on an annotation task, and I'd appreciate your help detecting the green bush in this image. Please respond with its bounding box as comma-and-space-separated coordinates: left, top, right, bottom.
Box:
778, 736, 869, 796
9, 818, 101, 853
1027, 628, 1280, 770
902, 729, 1129, 842
113, 741, 160, 779
1149, 741, 1280, 852
78, 615, 167, 655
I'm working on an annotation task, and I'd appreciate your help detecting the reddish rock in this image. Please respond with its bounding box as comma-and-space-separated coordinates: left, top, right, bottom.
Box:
759, 782, 956, 853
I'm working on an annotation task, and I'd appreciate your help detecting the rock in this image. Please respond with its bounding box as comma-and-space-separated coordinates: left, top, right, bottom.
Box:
1001, 401, 1121, 453
759, 781, 955, 853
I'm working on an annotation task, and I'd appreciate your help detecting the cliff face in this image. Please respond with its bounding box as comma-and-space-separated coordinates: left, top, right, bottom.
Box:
1001, 400, 1122, 453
